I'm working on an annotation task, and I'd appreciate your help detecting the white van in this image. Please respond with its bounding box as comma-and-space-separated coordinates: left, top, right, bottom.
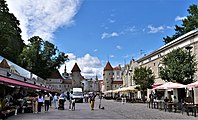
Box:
72, 88, 84, 103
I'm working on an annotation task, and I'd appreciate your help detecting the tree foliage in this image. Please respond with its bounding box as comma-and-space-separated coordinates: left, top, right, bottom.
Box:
133, 66, 155, 90
163, 4, 198, 44
19, 36, 68, 79
0, 0, 24, 63
159, 48, 197, 84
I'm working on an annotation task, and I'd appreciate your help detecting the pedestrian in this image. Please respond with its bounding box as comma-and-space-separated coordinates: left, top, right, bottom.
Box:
49, 93, 53, 107
37, 93, 44, 113
69, 91, 73, 110
149, 92, 154, 108
89, 92, 96, 110
32, 93, 38, 114
44, 93, 50, 112
84, 93, 89, 103
53, 93, 58, 109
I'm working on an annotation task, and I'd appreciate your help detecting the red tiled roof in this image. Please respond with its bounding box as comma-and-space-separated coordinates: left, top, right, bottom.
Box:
80, 75, 85, 80
0, 59, 10, 69
113, 66, 121, 70
49, 70, 63, 79
112, 81, 123, 84
104, 61, 113, 71
71, 63, 81, 72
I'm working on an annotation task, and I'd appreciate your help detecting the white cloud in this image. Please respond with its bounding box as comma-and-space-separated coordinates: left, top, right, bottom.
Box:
7, 0, 81, 44
59, 53, 103, 79
101, 32, 119, 39
175, 16, 186, 21
108, 19, 115, 23
116, 45, 122, 50
110, 55, 114, 58
67, 53, 77, 60
93, 49, 98, 52
148, 25, 164, 33
166, 26, 174, 29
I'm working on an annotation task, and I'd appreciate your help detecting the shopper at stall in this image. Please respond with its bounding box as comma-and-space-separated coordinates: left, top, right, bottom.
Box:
32, 93, 38, 114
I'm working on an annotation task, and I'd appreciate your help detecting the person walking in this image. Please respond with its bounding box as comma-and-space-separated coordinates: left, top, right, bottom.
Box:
37, 93, 44, 113
44, 93, 50, 112
53, 93, 58, 109
90, 92, 96, 110
32, 93, 38, 113
69, 91, 73, 110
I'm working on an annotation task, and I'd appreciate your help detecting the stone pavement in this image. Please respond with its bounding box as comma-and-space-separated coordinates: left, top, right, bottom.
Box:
7, 98, 197, 120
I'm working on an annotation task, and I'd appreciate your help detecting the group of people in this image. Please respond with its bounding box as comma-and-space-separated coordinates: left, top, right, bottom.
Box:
31, 92, 53, 114
52, 91, 97, 111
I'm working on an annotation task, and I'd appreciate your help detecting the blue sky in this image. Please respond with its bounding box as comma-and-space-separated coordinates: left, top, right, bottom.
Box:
7, 0, 197, 79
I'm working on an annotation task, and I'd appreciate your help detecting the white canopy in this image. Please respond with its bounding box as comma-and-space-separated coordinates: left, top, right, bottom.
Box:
187, 81, 198, 88
112, 85, 139, 93
154, 82, 186, 89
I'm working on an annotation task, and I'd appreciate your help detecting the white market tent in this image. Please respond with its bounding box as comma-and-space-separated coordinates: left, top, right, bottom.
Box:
112, 85, 139, 93
154, 82, 186, 89
187, 81, 198, 88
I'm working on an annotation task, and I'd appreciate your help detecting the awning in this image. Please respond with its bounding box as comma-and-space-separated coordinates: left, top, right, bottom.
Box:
0, 76, 39, 89
153, 82, 186, 89
152, 83, 163, 89
187, 81, 198, 88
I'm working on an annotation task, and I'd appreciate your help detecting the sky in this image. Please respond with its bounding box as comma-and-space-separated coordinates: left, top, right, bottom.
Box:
6, 0, 197, 79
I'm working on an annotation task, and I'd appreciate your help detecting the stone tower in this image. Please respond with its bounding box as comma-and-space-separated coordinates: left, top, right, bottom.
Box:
71, 63, 82, 88
103, 61, 113, 91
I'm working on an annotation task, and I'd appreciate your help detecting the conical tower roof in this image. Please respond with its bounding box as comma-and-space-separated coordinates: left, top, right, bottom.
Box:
104, 61, 113, 71
0, 59, 10, 69
49, 69, 63, 79
71, 63, 81, 72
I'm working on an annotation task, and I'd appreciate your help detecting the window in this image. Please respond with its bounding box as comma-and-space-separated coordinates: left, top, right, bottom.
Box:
117, 71, 120, 75
149, 58, 151, 61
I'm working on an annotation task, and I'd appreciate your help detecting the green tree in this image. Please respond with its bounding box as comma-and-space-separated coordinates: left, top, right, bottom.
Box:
19, 36, 68, 79
163, 4, 198, 44
0, 0, 24, 63
159, 48, 197, 84
133, 66, 155, 97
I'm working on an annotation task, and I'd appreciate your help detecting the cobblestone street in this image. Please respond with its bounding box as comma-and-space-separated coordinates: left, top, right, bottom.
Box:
7, 98, 197, 120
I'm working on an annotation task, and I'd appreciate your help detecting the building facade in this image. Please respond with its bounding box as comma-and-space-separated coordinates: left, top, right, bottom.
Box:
46, 63, 84, 92
136, 29, 198, 85
121, 29, 198, 89
103, 61, 123, 92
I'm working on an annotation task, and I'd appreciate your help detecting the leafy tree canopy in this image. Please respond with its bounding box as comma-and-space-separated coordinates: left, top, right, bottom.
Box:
159, 48, 197, 84
133, 66, 155, 90
19, 36, 68, 79
163, 4, 198, 44
0, 0, 24, 63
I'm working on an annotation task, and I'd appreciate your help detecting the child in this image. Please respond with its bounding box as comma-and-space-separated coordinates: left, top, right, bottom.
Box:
71, 98, 75, 111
